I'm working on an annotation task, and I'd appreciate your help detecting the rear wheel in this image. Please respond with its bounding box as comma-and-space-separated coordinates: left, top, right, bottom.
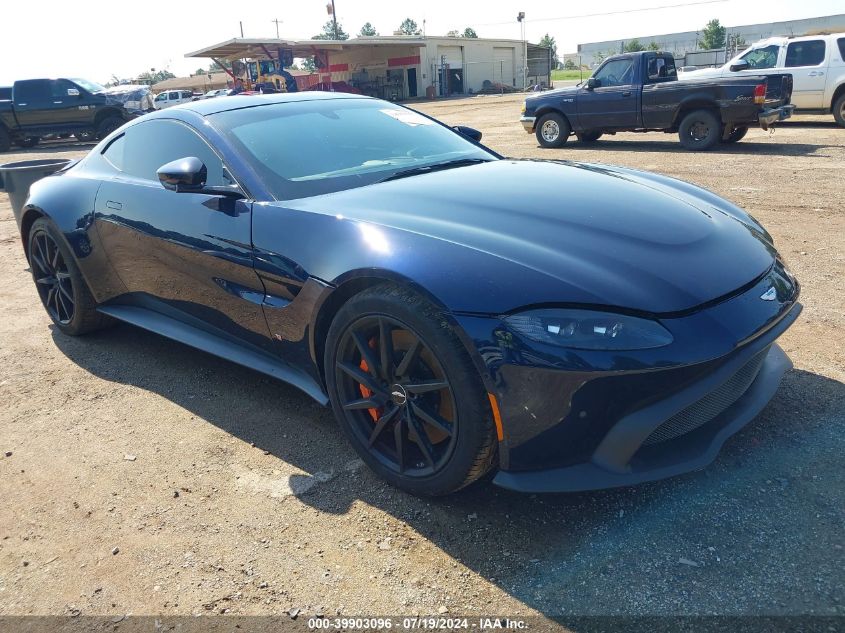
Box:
723, 126, 748, 144
576, 130, 603, 143
325, 284, 497, 496
28, 218, 111, 336
678, 109, 720, 151
834, 94, 845, 128
535, 112, 570, 148
75, 130, 95, 142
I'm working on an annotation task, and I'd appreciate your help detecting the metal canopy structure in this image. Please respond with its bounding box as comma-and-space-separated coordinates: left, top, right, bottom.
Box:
185, 37, 427, 63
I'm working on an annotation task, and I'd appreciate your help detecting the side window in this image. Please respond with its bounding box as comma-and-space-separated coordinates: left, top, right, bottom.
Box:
839, 38, 845, 61
740, 45, 780, 70
593, 59, 635, 87
50, 79, 77, 99
169, 92, 178, 100
102, 134, 126, 171
121, 120, 227, 186
15, 80, 49, 104
154, 93, 166, 102
183, 91, 193, 99
785, 40, 826, 67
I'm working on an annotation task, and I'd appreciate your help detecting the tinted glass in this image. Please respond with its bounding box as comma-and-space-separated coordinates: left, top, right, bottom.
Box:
839, 38, 845, 60
120, 119, 226, 185
785, 40, 826, 67
15, 80, 49, 103
50, 79, 77, 99
155, 93, 166, 101
646, 54, 677, 80
102, 134, 126, 171
593, 58, 635, 87
740, 45, 779, 69
211, 98, 494, 200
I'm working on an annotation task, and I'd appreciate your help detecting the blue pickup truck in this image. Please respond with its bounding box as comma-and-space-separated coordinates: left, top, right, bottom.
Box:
520, 51, 794, 150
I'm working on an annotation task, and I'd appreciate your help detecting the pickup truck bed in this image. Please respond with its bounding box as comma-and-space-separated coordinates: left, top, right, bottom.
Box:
521, 51, 794, 150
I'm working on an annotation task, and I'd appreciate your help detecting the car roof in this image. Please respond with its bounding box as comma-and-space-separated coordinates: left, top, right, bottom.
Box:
177, 91, 371, 116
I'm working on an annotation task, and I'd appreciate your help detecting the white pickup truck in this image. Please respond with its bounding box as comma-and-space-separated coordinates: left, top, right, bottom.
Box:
679, 33, 845, 127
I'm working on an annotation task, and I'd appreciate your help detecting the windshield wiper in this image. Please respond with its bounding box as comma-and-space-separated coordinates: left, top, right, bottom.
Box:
378, 158, 492, 183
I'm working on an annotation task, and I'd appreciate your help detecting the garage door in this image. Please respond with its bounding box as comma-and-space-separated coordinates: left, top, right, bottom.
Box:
493, 47, 515, 86
437, 46, 463, 69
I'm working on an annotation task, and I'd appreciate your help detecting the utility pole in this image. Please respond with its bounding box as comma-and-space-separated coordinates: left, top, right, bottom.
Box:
517, 12, 526, 91
271, 18, 282, 39
239, 21, 244, 37
327, 1, 338, 39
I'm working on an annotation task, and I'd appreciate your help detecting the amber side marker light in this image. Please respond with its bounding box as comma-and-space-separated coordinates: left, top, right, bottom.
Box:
488, 393, 505, 442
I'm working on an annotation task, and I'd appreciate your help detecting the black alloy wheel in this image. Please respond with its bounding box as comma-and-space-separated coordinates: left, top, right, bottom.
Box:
27, 218, 112, 336
325, 284, 497, 496
29, 228, 74, 325
334, 314, 459, 477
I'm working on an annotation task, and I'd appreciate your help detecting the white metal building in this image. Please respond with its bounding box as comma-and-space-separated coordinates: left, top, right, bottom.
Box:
186, 36, 552, 99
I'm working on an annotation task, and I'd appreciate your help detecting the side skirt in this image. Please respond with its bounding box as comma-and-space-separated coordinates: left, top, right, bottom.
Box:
97, 305, 329, 405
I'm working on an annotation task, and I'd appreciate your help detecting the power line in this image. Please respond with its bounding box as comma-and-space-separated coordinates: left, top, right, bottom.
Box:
473, 0, 729, 27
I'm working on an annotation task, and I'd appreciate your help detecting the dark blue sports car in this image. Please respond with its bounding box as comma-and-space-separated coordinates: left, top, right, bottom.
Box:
8, 92, 801, 495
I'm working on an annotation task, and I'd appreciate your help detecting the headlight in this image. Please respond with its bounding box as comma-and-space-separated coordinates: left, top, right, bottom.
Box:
502, 309, 673, 351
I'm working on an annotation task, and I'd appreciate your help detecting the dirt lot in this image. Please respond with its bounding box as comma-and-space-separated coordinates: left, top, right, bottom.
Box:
0, 94, 843, 623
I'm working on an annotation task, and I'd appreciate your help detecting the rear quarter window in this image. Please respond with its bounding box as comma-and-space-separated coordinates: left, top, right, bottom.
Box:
838, 38, 845, 61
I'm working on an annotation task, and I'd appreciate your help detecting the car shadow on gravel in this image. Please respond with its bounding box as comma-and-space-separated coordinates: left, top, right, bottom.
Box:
51, 324, 845, 616
558, 140, 834, 156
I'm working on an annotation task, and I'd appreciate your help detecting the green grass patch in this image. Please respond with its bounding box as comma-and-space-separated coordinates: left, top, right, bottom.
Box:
551, 69, 589, 81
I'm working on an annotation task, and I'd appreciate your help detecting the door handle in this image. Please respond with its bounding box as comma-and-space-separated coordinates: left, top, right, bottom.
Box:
622, 91, 632, 96
53, 101, 63, 104
17, 103, 27, 106
106, 200, 123, 211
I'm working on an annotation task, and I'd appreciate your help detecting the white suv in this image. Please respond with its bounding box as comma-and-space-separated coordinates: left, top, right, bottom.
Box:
152, 90, 195, 110
680, 33, 845, 127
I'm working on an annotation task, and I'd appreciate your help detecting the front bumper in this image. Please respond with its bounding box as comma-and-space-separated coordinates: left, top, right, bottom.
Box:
758, 105, 794, 128
520, 116, 536, 133
493, 342, 792, 492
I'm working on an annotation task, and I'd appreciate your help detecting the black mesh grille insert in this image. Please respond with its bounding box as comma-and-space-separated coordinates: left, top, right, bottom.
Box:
643, 346, 770, 446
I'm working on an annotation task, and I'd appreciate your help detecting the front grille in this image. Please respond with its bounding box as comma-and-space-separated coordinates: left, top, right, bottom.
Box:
643, 346, 770, 446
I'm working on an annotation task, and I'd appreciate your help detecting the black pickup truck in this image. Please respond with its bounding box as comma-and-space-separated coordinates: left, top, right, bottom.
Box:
0, 78, 152, 152
520, 51, 794, 150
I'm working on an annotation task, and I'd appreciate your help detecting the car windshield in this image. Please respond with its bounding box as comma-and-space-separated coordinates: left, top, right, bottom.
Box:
211, 98, 495, 200
70, 78, 106, 94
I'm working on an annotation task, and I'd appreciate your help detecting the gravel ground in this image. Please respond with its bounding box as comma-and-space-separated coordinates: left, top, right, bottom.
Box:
0, 96, 843, 622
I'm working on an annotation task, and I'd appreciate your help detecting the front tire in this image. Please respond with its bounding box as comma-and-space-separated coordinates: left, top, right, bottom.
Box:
96, 116, 124, 140
325, 284, 497, 496
535, 112, 570, 148
834, 94, 845, 128
678, 109, 720, 151
28, 218, 111, 336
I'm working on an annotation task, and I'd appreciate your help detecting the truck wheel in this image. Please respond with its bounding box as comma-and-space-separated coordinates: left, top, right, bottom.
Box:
0, 127, 10, 153
576, 131, 603, 143
834, 94, 845, 128
678, 110, 720, 151
96, 117, 124, 140
535, 113, 570, 148
723, 126, 748, 144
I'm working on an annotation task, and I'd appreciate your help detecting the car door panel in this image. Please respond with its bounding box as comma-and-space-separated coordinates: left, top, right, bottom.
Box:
93, 120, 274, 351
578, 57, 639, 129
784, 39, 828, 109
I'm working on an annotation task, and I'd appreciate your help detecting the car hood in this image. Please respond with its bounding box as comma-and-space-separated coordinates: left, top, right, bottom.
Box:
528, 85, 580, 101
283, 160, 776, 314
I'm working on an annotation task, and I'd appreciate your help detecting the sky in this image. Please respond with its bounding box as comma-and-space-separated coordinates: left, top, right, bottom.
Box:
1, 0, 842, 85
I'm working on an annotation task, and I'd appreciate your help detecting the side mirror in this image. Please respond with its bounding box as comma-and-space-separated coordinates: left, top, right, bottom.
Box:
454, 125, 482, 142
586, 77, 600, 89
157, 157, 245, 199
67, 88, 80, 97
729, 60, 750, 72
